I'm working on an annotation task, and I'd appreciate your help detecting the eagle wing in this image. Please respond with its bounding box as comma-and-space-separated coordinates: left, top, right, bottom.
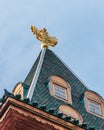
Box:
31, 25, 43, 41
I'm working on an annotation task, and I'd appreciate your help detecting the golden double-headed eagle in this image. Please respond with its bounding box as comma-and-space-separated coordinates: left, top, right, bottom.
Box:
31, 25, 58, 48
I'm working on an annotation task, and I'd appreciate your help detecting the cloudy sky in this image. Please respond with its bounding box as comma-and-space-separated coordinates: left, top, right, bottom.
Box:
0, 0, 104, 98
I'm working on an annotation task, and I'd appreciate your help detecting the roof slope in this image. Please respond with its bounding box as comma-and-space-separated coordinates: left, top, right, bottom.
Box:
24, 49, 104, 129
24, 52, 41, 86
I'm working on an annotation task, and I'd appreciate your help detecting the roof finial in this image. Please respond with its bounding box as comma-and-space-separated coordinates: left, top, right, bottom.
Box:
31, 25, 58, 48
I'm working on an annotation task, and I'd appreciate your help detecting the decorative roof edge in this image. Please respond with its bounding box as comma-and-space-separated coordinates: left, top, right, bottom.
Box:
0, 96, 85, 130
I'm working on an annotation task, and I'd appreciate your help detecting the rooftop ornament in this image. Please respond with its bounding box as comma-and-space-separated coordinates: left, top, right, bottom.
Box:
31, 25, 58, 48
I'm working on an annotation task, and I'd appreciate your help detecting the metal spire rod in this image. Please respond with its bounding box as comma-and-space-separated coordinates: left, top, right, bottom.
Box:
26, 47, 46, 100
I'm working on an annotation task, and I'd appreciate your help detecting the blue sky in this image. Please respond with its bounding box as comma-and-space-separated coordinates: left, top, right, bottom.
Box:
0, 0, 104, 98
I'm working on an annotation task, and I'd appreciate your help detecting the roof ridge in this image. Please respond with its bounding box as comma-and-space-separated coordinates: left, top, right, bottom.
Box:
26, 48, 47, 100
23, 53, 41, 86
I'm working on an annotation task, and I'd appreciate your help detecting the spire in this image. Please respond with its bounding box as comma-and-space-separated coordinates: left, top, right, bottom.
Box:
26, 25, 58, 100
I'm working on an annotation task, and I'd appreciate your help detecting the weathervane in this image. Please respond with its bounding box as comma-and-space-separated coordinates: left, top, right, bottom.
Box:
31, 25, 58, 48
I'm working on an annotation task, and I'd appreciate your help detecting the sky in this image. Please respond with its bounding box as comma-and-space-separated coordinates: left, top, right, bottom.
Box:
0, 0, 104, 99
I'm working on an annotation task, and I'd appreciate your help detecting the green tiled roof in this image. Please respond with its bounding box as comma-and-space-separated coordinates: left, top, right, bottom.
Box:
24, 49, 104, 130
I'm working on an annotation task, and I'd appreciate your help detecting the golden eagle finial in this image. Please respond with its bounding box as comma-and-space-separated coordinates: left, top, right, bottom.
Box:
31, 25, 58, 48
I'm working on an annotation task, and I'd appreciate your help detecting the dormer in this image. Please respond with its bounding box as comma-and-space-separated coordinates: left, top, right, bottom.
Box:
48, 75, 72, 104
84, 90, 104, 118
